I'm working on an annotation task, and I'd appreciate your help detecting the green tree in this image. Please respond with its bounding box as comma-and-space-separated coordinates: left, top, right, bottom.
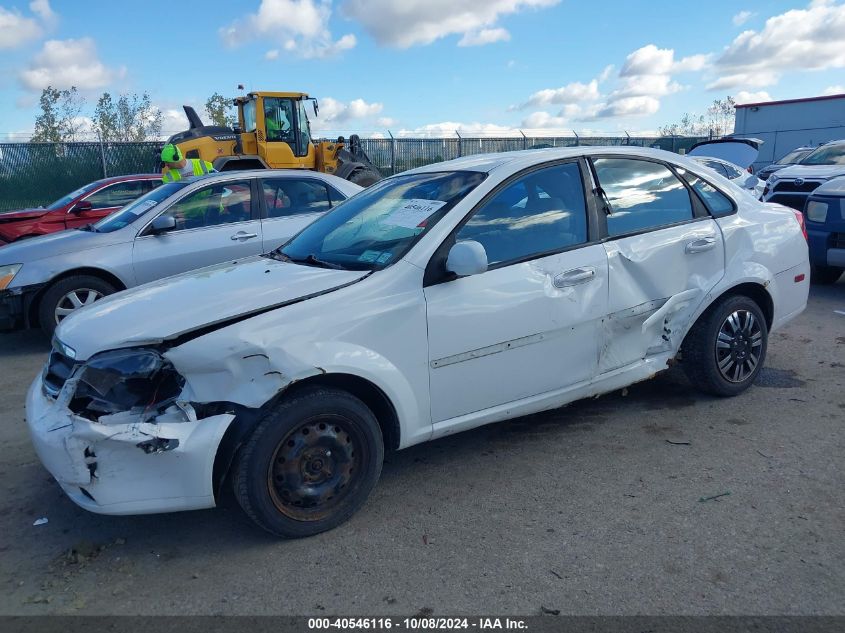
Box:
205, 92, 237, 128
93, 92, 119, 141
31, 86, 85, 142
93, 91, 162, 141
660, 96, 735, 137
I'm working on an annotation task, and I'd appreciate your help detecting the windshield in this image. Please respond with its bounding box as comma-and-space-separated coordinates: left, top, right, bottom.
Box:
46, 181, 102, 210
779, 149, 813, 165
93, 183, 186, 233
801, 144, 845, 165
278, 171, 486, 271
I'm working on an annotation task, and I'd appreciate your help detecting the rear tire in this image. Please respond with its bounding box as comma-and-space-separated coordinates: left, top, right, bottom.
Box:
233, 387, 384, 538
37, 275, 116, 337
682, 295, 768, 397
347, 167, 381, 187
810, 265, 843, 285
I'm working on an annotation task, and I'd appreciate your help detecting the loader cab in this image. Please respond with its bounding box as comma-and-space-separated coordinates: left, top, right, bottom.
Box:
238, 92, 316, 169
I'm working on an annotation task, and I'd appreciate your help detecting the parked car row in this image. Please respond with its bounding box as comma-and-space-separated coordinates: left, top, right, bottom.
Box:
19, 146, 810, 538
0, 170, 362, 334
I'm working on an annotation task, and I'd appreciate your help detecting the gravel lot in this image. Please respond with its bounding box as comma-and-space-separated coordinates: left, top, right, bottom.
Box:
0, 284, 842, 616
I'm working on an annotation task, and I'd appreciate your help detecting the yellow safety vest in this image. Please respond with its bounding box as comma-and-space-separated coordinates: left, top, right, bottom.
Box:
161, 159, 214, 183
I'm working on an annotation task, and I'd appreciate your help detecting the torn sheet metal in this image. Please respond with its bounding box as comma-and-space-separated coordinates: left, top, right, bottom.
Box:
600, 221, 725, 372
27, 375, 234, 514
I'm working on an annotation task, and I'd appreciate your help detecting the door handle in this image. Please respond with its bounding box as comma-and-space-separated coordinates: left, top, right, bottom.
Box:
231, 231, 259, 241
553, 267, 596, 288
685, 236, 716, 254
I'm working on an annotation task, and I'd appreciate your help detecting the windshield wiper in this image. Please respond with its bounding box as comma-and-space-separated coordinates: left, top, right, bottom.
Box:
77, 223, 98, 232
288, 253, 345, 270
262, 250, 291, 262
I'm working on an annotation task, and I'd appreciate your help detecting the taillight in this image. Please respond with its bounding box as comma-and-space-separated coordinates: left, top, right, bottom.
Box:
793, 210, 808, 241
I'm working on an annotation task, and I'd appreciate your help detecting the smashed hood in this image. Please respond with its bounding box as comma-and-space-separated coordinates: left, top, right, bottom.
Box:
766, 164, 845, 181
56, 256, 369, 360
0, 208, 49, 221
688, 138, 762, 170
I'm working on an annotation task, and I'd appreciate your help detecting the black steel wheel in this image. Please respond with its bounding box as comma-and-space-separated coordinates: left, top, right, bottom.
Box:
682, 295, 768, 397
234, 387, 383, 538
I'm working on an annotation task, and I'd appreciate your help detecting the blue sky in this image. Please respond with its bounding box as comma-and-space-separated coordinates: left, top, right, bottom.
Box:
1, 0, 844, 139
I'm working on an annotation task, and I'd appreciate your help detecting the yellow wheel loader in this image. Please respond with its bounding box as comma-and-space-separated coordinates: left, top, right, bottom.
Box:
164, 91, 382, 186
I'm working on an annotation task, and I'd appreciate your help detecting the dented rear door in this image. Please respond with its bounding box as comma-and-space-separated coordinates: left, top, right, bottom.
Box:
591, 157, 725, 373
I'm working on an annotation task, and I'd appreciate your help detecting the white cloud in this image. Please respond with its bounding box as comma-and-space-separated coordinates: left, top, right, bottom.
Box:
29, 0, 56, 26
264, 49, 279, 60
221, 0, 355, 59
19, 38, 125, 91
822, 85, 845, 95
518, 79, 600, 108
458, 27, 510, 47
735, 90, 772, 103
312, 97, 385, 130
396, 121, 521, 138
376, 116, 396, 127
732, 10, 754, 26
521, 111, 568, 129
590, 96, 661, 119
0, 1, 56, 49
598, 64, 615, 82
344, 0, 559, 48
709, 0, 845, 90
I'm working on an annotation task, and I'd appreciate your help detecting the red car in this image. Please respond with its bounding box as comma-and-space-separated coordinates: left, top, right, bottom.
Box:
0, 174, 162, 245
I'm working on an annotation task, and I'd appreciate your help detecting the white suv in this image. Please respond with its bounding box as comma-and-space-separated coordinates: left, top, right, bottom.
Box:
762, 139, 845, 210
27, 147, 810, 537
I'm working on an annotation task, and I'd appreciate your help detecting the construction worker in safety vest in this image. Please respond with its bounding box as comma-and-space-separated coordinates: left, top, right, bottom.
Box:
160, 144, 214, 183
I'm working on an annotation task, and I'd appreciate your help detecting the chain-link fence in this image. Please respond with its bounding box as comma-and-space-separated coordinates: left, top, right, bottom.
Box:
0, 136, 709, 212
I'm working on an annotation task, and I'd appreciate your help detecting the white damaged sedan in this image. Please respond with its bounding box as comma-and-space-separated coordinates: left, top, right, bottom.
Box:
27, 147, 810, 537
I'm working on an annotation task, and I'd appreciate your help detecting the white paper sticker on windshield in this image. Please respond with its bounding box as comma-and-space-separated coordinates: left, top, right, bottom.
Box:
383, 199, 446, 229
137, 200, 159, 211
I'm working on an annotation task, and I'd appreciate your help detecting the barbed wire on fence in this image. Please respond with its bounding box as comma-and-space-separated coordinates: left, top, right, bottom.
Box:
0, 134, 709, 212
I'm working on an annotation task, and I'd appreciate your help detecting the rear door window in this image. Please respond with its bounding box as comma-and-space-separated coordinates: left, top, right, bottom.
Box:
592, 158, 695, 237
262, 178, 332, 218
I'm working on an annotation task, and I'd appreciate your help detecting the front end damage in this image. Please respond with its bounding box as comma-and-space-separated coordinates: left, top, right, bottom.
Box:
26, 345, 235, 515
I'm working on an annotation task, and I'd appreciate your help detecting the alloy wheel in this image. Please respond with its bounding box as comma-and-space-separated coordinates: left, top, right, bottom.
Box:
715, 309, 763, 383
54, 288, 104, 324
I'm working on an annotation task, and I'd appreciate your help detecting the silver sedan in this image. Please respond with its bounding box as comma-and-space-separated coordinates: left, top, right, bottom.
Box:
0, 170, 363, 335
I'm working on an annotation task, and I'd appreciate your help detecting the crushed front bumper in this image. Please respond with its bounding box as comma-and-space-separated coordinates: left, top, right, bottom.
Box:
26, 373, 235, 515
0, 284, 44, 331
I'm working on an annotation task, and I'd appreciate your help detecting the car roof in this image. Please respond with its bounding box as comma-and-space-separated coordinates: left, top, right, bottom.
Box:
402, 145, 694, 176
176, 169, 351, 186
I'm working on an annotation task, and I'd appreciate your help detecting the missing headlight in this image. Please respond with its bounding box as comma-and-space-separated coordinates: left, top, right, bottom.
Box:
70, 348, 185, 418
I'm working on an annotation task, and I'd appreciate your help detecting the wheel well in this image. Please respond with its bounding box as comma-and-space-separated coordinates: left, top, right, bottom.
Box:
717, 282, 774, 330
209, 372, 401, 500
284, 373, 401, 451
28, 268, 127, 325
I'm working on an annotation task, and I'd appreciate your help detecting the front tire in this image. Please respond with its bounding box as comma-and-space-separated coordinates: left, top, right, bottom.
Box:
682, 295, 768, 397
811, 265, 843, 285
37, 275, 117, 336
233, 387, 384, 538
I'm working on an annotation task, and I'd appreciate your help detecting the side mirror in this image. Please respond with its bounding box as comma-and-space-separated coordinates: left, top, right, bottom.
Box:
446, 240, 488, 277
71, 200, 92, 213
150, 215, 176, 234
